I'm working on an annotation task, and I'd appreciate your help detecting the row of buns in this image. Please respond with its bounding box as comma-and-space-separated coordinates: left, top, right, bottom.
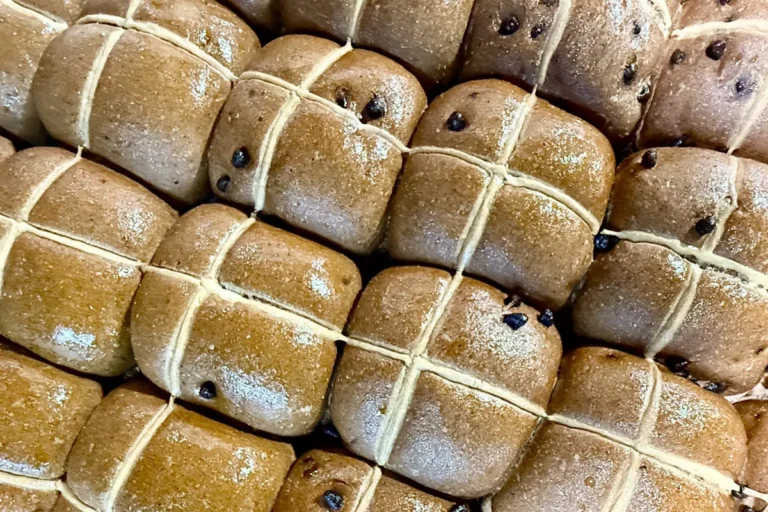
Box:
2, 330, 768, 511
0, 142, 767, 507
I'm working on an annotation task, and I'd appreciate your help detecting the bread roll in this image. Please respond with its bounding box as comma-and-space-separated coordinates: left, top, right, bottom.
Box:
330, 266, 562, 498
736, 400, 768, 495
130, 203, 361, 437
273, 449, 459, 511
66, 380, 294, 512
0, 0, 83, 143
0, 344, 101, 512
640, 1, 768, 162
572, 147, 768, 394
208, 34, 426, 253
32, 0, 260, 204
490, 347, 747, 511
388, 79, 614, 310
461, 0, 672, 141
0, 147, 176, 376
280, 0, 474, 88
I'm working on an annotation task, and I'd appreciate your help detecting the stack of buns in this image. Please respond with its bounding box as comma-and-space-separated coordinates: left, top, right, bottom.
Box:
0, 0, 767, 510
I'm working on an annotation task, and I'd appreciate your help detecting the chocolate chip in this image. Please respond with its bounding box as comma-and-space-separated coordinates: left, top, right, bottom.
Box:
695, 216, 716, 236
335, 87, 349, 109
720, 0, 731, 4
322, 490, 344, 510
704, 381, 727, 394
623, 62, 638, 85
362, 95, 386, 123
665, 356, 689, 374
504, 312, 528, 330
633, 21, 642, 35
231, 147, 250, 169
450, 505, 472, 512
531, 23, 545, 39
216, 175, 231, 193
671, 135, 694, 147
447, 112, 467, 132
504, 294, 522, 307
637, 83, 652, 103
538, 309, 555, 327
736, 78, 754, 96
670, 49, 686, 65
740, 506, 755, 512
499, 16, 520, 35
641, 149, 657, 168
199, 381, 217, 399
594, 234, 619, 251
321, 423, 341, 441
706, 39, 727, 60
731, 486, 747, 500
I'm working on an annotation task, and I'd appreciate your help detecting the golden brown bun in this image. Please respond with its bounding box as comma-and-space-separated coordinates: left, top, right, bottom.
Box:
491, 347, 746, 512
736, 400, 768, 494
331, 266, 562, 498
281, 0, 474, 88
67, 380, 294, 512
208, 34, 426, 254
32, 0, 260, 205
0, 344, 101, 480
0, 147, 176, 376
273, 449, 456, 511
131, 203, 361, 437
388, 80, 614, 310
0, 0, 76, 143
573, 148, 768, 394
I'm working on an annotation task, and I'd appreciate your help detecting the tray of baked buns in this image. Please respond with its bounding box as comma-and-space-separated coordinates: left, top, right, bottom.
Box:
1, 0, 768, 511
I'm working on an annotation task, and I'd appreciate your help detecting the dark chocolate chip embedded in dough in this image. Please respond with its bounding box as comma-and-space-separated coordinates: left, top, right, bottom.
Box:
362, 95, 386, 123
623, 62, 638, 85
670, 49, 686, 65
231, 147, 250, 169
199, 381, 217, 399
633, 21, 642, 35
531, 23, 546, 39
736, 78, 754, 96
335, 87, 349, 109
637, 83, 652, 103
450, 505, 472, 512
216, 175, 231, 193
720, 0, 731, 5
322, 490, 344, 510
740, 507, 755, 512
447, 112, 467, 132
665, 356, 689, 374
671, 135, 694, 147
704, 381, 727, 394
695, 216, 717, 236
641, 149, 658, 168
706, 40, 727, 60
538, 309, 555, 327
503, 312, 528, 330
594, 234, 619, 252
499, 16, 520, 36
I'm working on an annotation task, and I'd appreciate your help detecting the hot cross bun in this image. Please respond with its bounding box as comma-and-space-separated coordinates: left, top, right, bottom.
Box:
573, 147, 768, 394
273, 449, 459, 511
280, 0, 475, 88
388, 79, 614, 310
130, 203, 361, 437
736, 400, 768, 495
32, 0, 260, 204
0, 0, 83, 143
0, 147, 177, 376
63, 380, 294, 512
208, 34, 426, 253
489, 347, 748, 512
330, 265, 562, 498
0, 343, 101, 512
